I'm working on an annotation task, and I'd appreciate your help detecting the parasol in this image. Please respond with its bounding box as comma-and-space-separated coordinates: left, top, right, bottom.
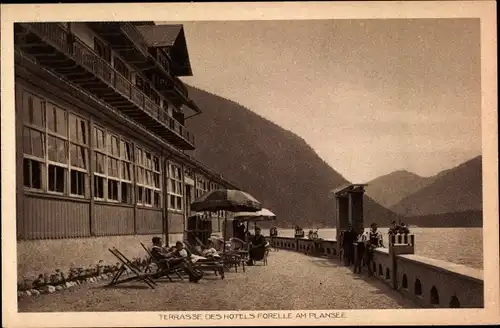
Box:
190, 189, 262, 252
190, 189, 262, 213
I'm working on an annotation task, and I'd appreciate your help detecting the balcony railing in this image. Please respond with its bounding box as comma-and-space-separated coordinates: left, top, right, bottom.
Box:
23, 23, 195, 146
119, 23, 151, 58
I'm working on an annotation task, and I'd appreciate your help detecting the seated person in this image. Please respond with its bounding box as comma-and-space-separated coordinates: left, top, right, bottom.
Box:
399, 222, 410, 234
388, 221, 401, 235
246, 227, 268, 266
150, 237, 202, 283
175, 241, 218, 264
200, 240, 221, 259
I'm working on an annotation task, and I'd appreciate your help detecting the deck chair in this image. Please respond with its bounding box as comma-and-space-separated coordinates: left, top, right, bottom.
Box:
108, 247, 157, 289
140, 243, 184, 282
195, 236, 246, 273
183, 241, 225, 279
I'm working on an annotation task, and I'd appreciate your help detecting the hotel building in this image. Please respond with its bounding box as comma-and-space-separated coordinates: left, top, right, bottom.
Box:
14, 22, 235, 277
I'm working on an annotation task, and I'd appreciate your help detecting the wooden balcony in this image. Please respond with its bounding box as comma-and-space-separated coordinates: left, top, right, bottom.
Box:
87, 22, 191, 106
15, 22, 195, 150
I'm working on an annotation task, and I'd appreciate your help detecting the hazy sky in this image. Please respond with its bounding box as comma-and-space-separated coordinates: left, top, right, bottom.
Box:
164, 19, 481, 182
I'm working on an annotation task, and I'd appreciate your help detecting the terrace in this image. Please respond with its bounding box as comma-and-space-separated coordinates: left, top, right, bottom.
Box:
17, 249, 414, 312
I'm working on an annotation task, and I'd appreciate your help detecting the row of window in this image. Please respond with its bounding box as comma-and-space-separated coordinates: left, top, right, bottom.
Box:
21, 90, 221, 212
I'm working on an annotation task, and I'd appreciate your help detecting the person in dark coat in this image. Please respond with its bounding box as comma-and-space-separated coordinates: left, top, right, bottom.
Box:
342, 228, 356, 266
246, 227, 267, 266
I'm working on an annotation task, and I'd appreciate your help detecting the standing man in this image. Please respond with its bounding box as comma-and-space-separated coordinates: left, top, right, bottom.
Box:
362, 223, 384, 276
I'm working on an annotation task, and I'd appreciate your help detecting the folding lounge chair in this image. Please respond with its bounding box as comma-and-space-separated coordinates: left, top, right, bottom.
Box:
183, 241, 225, 279
108, 247, 157, 289
195, 236, 246, 273
140, 243, 184, 282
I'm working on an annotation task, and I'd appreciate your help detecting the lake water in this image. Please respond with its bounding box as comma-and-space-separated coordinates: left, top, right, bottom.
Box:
262, 227, 483, 270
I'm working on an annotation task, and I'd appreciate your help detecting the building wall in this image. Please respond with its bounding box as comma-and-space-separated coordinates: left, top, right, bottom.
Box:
16, 80, 164, 240
17, 234, 164, 280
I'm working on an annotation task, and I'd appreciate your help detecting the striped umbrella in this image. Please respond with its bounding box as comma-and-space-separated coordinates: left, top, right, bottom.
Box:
233, 208, 276, 222
190, 189, 262, 213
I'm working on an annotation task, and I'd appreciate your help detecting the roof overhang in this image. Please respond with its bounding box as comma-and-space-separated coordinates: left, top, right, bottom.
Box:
331, 183, 368, 197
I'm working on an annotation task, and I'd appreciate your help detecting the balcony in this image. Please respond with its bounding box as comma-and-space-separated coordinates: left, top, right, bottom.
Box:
87, 22, 192, 106
14, 22, 195, 150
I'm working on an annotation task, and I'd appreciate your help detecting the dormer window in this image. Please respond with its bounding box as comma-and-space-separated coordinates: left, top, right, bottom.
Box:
156, 49, 170, 72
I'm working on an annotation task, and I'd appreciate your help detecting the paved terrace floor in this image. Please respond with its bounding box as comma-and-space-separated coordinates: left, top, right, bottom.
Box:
18, 250, 418, 312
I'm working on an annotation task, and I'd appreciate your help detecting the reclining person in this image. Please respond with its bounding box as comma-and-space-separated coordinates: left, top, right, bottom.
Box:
246, 226, 268, 266
150, 237, 203, 283
174, 241, 220, 265
200, 240, 222, 259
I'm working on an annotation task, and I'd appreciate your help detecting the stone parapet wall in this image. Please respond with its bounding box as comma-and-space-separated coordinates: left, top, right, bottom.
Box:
267, 235, 483, 309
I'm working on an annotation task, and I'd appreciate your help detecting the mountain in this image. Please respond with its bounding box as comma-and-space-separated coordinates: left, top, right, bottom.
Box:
402, 210, 483, 228
365, 170, 436, 208
390, 156, 482, 217
185, 85, 399, 228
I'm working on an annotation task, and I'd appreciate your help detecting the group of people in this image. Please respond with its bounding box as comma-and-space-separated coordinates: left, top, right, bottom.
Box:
294, 226, 305, 238
151, 237, 204, 283
341, 223, 384, 275
307, 228, 320, 240
388, 220, 410, 235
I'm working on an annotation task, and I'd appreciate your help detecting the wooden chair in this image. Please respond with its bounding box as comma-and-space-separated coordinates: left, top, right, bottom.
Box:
140, 243, 184, 282
107, 247, 157, 289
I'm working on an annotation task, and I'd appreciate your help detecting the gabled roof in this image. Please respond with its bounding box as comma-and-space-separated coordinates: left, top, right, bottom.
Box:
136, 24, 182, 47
130, 21, 156, 27
136, 24, 193, 76
332, 183, 368, 196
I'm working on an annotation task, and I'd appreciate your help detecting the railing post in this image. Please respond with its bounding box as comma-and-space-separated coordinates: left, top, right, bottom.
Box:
390, 236, 397, 290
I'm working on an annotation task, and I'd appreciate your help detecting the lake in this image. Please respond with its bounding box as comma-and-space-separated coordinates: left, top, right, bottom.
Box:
262, 227, 483, 269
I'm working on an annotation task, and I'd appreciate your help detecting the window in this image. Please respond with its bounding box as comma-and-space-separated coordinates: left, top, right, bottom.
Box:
113, 57, 129, 79
21, 90, 90, 197
157, 49, 170, 72
168, 162, 183, 211
45, 102, 68, 194
136, 146, 161, 208
135, 75, 151, 97
151, 91, 160, 106
69, 114, 88, 196
196, 176, 209, 199
92, 127, 137, 204
94, 37, 111, 63
135, 75, 144, 90
92, 126, 107, 200
120, 139, 133, 204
